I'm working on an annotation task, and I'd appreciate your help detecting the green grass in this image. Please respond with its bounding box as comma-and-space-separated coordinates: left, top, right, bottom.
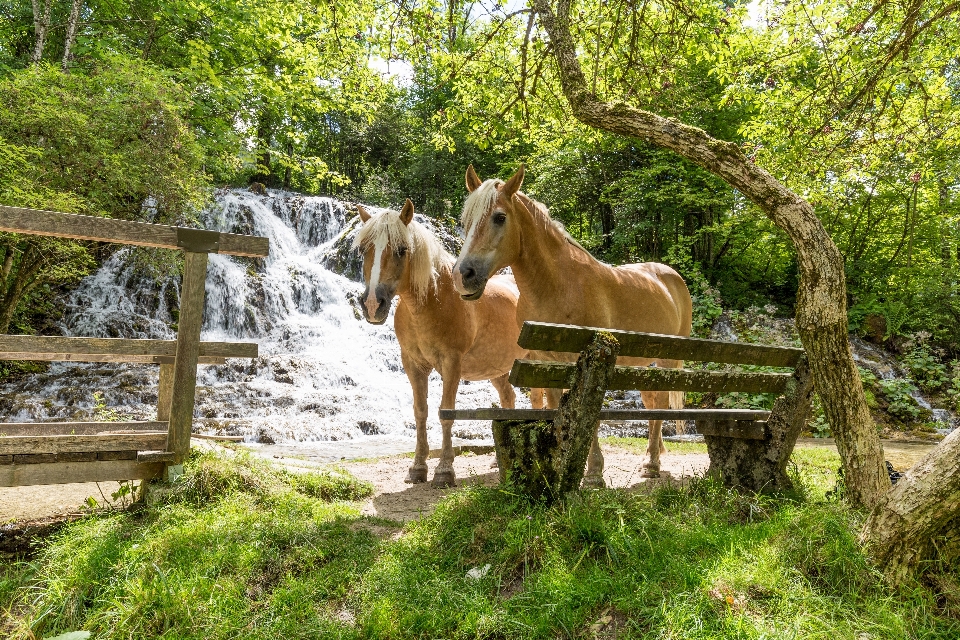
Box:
2, 448, 957, 639
602, 435, 709, 455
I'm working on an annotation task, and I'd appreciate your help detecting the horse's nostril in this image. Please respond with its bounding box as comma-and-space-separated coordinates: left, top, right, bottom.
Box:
462, 266, 476, 280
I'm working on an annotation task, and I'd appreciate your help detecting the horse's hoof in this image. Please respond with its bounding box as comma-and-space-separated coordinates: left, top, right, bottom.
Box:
581, 474, 605, 489
641, 465, 661, 479
431, 469, 456, 488
404, 466, 428, 484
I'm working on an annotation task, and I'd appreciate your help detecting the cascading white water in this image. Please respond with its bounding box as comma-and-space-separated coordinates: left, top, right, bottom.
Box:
1, 188, 517, 454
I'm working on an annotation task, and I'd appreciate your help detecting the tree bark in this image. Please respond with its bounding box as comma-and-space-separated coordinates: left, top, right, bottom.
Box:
0, 245, 44, 334
61, 0, 83, 70
532, 0, 889, 508
30, 0, 52, 64
491, 332, 619, 503
861, 427, 960, 586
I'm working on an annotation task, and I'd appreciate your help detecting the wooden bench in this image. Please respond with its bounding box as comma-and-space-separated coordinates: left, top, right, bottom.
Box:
441, 321, 813, 500
0, 205, 268, 487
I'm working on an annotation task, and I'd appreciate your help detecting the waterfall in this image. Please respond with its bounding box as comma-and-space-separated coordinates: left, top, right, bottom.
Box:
0, 188, 512, 451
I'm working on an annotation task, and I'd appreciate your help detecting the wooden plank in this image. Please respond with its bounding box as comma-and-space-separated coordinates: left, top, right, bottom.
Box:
438, 408, 772, 421
53, 452, 98, 463
137, 450, 176, 463
0, 422, 167, 436
517, 322, 804, 367
156, 363, 174, 422
0, 352, 228, 364
509, 360, 793, 393
167, 251, 208, 463
0, 459, 164, 487
0, 432, 167, 455
191, 433, 245, 442
696, 419, 768, 440
0, 335, 257, 359
98, 450, 138, 461
0, 205, 269, 257
14, 453, 56, 464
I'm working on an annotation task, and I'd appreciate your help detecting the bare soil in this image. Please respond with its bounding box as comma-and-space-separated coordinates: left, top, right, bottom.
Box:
333, 448, 709, 522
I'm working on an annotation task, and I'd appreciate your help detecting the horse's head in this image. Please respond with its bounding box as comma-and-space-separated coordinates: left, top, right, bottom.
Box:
353, 199, 415, 324
453, 164, 526, 300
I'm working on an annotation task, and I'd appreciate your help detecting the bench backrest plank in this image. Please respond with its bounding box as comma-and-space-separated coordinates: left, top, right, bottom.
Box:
509, 360, 792, 393
518, 322, 803, 367
0, 205, 269, 258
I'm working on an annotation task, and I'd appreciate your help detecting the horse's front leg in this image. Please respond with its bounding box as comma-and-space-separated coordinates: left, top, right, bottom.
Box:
432, 359, 463, 488
490, 374, 516, 408
640, 390, 669, 478
403, 356, 430, 484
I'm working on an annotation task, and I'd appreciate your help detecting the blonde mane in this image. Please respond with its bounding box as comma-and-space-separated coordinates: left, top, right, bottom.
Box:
352, 207, 453, 303
461, 179, 596, 260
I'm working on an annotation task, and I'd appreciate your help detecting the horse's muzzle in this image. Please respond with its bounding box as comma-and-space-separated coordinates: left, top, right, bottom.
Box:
361, 285, 393, 324
454, 258, 488, 301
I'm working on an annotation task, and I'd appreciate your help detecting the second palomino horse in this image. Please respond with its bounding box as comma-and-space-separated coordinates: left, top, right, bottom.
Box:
354, 199, 540, 487
452, 165, 693, 484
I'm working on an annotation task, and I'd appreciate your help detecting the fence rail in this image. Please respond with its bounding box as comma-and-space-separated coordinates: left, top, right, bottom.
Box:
0, 205, 269, 257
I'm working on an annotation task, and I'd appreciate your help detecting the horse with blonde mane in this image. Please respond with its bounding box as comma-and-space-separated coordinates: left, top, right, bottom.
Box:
452, 166, 693, 484
354, 199, 542, 487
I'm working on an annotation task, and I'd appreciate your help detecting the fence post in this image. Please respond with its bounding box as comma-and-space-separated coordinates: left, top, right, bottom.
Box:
157, 363, 174, 421
166, 250, 209, 465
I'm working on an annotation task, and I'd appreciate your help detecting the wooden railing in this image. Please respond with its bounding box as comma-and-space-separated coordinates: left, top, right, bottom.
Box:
0, 205, 269, 487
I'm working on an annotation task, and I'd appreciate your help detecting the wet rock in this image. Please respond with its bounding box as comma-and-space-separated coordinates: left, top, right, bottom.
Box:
357, 420, 380, 435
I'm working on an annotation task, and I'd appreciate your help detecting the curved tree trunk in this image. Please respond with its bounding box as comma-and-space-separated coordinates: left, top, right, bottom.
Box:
532, 0, 889, 508
861, 428, 960, 586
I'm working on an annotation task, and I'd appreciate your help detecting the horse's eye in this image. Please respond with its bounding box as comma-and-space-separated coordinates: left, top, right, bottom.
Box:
396, 246, 407, 257
493, 213, 507, 225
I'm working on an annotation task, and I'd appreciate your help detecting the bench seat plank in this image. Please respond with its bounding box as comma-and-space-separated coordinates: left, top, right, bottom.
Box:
438, 408, 771, 421
509, 360, 792, 393
518, 322, 803, 367
697, 420, 768, 440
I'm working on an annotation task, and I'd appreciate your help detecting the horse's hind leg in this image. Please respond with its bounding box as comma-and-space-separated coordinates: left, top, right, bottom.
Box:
529, 387, 545, 409
582, 424, 605, 488
490, 374, 516, 408
432, 359, 463, 488
640, 390, 669, 478
403, 358, 430, 484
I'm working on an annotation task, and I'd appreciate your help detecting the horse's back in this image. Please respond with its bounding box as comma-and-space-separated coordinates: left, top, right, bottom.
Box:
590, 261, 692, 337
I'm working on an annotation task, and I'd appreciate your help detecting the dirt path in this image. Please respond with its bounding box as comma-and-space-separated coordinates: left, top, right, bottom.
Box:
331, 449, 709, 521
0, 437, 938, 524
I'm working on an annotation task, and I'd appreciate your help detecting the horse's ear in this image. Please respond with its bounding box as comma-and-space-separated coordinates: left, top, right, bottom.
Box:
399, 198, 415, 225
502, 164, 525, 198
465, 164, 482, 192
357, 205, 372, 223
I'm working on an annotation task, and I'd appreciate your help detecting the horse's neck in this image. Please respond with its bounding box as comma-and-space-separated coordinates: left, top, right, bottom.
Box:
512, 197, 579, 308
396, 257, 449, 316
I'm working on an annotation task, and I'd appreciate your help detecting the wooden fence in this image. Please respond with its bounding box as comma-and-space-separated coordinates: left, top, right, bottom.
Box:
0, 205, 269, 487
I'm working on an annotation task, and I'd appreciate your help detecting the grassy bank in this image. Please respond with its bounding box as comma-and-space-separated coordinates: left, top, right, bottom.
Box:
2, 446, 957, 639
